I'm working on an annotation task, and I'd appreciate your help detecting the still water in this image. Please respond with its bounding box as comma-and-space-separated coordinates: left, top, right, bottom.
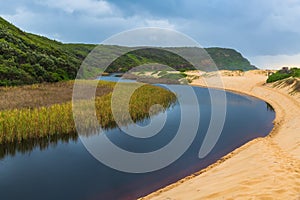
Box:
0, 81, 275, 200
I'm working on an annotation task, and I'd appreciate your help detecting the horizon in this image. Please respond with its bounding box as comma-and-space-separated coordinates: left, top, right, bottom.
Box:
1, 0, 300, 69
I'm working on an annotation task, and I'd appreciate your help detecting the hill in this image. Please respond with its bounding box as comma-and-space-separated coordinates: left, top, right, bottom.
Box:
105, 47, 256, 73
0, 17, 256, 86
205, 47, 256, 71
0, 17, 96, 86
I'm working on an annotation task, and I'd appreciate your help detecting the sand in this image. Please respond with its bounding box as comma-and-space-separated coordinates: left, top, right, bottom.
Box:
140, 70, 300, 200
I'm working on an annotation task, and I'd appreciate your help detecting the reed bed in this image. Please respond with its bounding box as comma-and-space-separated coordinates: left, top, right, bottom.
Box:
0, 103, 75, 143
0, 82, 176, 144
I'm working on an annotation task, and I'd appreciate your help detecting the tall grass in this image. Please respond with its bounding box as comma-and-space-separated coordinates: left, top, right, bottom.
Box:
0, 83, 176, 144
273, 77, 300, 94
0, 103, 75, 143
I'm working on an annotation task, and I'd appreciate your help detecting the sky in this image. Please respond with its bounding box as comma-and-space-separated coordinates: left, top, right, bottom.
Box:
1, 0, 300, 69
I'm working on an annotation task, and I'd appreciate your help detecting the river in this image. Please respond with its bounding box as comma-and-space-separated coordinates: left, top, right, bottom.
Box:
0, 76, 275, 200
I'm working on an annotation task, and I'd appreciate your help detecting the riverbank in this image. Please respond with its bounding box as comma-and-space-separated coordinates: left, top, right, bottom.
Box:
141, 70, 300, 199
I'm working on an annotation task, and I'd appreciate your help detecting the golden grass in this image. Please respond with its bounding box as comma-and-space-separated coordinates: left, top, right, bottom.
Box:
0, 81, 176, 144
0, 103, 75, 143
273, 77, 300, 94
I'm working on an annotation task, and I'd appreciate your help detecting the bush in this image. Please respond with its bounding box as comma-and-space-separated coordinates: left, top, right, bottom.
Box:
267, 73, 291, 83
160, 73, 187, 80
158, 70, 168, 76
267, 68, 300, 83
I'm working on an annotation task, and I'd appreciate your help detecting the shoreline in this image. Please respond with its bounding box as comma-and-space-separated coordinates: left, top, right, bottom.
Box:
141, 70, 300, 199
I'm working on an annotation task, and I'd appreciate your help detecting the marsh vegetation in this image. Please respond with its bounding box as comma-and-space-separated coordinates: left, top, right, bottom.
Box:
0, 81, 176, 144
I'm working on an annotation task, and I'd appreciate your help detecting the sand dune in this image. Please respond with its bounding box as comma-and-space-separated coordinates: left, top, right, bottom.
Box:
141, 70, 300, 200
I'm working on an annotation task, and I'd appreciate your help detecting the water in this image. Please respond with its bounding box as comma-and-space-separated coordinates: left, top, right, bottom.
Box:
0, 82, 275, 200
97, 73, 136, 83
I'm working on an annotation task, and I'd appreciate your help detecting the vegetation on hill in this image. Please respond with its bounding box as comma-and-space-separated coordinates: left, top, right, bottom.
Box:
0, 17, 95, 86
0, 17, 256, 86
106, 47, 256, 72
205, 48, 256, 71
106, 48, 194, 73
267, 68, 300, 83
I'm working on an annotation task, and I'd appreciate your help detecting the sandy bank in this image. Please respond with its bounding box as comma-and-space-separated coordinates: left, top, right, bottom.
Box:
141, 70, 300, 200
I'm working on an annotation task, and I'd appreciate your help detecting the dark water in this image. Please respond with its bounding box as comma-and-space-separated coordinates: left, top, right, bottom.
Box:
0, 84, 275, 200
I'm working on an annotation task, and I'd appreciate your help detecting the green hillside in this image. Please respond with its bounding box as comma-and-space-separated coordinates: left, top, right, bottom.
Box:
106, 48, 194, 73
0, 17, 96, 86
0, 17, 256, 86
205, 48, 256, 71
106, 47, 256, 73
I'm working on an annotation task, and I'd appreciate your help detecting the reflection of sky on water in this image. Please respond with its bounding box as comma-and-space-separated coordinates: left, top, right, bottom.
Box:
97, 74, 136, 83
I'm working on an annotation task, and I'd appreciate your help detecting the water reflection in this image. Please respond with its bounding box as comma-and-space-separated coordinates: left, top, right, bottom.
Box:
266, 102, 275, 112
0, 102, 171, 160
0, 133, 78, 160
0, 107, 167, 160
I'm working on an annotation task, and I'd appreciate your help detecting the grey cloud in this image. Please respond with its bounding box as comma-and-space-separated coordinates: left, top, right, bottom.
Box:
1, 0, 300, 68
